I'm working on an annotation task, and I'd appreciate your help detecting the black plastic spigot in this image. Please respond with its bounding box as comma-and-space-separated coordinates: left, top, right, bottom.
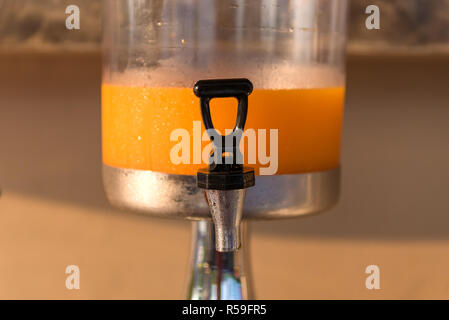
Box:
193, 79, 255, 191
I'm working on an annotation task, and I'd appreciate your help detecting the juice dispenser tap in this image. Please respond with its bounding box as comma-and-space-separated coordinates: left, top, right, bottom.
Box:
102, 0, 349, 300
194, 78, 255, 252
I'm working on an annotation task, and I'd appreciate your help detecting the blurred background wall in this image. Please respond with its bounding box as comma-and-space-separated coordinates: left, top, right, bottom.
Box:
1, 0, 449, 54
0, 0, 449, 299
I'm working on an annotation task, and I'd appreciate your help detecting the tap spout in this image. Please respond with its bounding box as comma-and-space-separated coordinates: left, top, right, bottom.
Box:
205, 189, 246, 252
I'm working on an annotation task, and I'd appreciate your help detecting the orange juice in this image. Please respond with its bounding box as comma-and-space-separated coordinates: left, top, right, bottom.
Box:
102, 85, 345, 175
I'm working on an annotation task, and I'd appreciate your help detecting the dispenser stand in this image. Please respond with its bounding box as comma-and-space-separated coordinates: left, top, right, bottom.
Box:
186, 220, 252, 300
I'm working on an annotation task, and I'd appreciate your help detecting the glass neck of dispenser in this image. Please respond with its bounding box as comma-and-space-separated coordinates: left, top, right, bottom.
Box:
187, 220, 251, 300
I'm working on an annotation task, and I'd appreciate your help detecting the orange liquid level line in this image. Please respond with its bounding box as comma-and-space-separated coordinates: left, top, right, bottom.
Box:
102, 85, 345, 175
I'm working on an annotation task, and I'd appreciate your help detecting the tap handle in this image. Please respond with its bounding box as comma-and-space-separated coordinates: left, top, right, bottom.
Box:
193, 78, 253, 134
194, 78, 255, 190
194, 78, 253, 169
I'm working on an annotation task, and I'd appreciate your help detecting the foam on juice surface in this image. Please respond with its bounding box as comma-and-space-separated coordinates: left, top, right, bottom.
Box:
105, 61, 345, 89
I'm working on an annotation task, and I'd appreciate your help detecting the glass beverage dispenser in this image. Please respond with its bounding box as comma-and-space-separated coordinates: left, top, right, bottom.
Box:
102, 0, 348, 299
